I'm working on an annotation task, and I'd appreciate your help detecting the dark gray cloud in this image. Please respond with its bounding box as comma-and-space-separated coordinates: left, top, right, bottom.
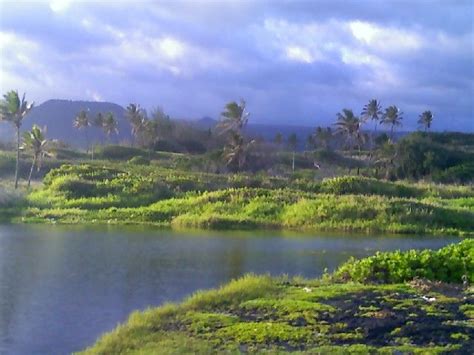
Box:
0, 0, 472, 131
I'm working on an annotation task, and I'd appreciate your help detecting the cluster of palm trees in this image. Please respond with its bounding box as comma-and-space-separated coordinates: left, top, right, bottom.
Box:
73, 109, 118, 153
334, 99, 434, 156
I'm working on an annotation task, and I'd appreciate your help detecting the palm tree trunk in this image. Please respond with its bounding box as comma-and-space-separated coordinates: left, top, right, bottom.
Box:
28, 155, 37, 187
390, 125, 394, 141
292, 151, 295, 172
14, 126, 20, 189
85, 127, 90, 156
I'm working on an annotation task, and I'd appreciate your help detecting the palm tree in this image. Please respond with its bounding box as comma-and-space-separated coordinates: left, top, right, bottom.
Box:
94, 112, 104, 128
288, 133, 298, 172
217, 100, 250, 172
217, 99, 249, 135
223, 131, 255, 171
0, 90, 34, 188
381, 105, 403, 141
125, 103, 147, 147
314, 126, 332, 149
418, 111, 433, 132
21, 125, 49, 187
102, 112, 118, 142
334, 109, 361, 157
73, 109, 90, 153
361, 99, 382, 156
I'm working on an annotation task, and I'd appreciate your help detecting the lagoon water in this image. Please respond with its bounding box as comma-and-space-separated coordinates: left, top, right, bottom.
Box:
0, 224, 460, 354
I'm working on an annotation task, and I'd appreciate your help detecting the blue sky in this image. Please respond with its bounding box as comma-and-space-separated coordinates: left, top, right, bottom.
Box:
0, 0, 473, 131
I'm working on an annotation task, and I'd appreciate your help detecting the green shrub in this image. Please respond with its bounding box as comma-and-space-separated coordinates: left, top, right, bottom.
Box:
334, 239, 474, 284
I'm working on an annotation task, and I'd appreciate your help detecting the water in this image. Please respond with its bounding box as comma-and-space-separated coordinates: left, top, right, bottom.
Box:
0, 224, 460, 355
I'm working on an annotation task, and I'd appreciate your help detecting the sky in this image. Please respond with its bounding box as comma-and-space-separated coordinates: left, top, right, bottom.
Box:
0, 0, 473, 131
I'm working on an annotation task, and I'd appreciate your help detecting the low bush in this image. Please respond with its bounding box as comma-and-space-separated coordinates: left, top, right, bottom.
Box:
334, 239, 474, 284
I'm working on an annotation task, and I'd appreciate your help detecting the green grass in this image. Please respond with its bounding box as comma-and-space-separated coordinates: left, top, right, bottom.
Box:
80, 241, 474, 354
4, 165, 471, 235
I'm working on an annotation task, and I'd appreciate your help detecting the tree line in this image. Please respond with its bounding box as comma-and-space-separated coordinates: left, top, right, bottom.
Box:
0, 89, 438, 188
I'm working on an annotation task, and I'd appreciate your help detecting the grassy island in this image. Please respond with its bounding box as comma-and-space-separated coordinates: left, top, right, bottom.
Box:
0, 162, 472, 236
81, 240, 473, 354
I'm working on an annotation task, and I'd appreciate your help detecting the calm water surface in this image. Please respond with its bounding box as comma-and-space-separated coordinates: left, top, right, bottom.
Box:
0, 224, 460, 354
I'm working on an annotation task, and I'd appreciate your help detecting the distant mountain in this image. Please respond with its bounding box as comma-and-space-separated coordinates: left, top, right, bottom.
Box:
0, 99, 131, 147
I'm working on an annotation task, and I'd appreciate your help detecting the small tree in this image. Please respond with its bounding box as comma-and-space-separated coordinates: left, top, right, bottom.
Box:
22, 125, 49, 187
0, 90, 34, 188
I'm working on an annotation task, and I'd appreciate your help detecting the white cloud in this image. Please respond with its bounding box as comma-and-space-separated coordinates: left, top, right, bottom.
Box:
285, 46, 313, 63
158, 37, 185, 60
349, 21, 423, 52
49, 0, 73, 13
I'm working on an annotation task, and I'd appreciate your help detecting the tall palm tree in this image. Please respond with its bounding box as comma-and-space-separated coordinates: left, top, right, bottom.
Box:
217, 100, 250, 172
334, 109, 361, 157
288, 133, 298, 172
102, 112, 118, 142
361, 99, 382, 129
381, 105, 403, 141
21, 125, 49, 187
73, 109, 90, 153
223, 131, 255, 171
0, 90, 34, 188
418, 111, 433, 132
125, 103, 147, 147
361, 99, 382, 156
217, 99, 249, 135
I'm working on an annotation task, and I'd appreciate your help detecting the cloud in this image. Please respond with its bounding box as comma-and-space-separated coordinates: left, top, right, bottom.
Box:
0, 0, 472, 131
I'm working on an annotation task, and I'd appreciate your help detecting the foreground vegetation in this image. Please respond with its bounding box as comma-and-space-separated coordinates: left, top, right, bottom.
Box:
0, 163, 471, 236
81, 240, 474, 354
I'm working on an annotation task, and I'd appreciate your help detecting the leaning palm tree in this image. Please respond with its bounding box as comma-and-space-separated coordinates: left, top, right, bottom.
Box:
334, 109, 361, 158
125, 103, 147, 147
217, 100, 251, 172
102, 112, 118, 142
418, 111, 433, 132
0, 90, 34, 188
21, 125, 49, 187
381, 105, 403, 141
217, 99, 249, 135
73, 109, 90, 153
223, 132, 254, 171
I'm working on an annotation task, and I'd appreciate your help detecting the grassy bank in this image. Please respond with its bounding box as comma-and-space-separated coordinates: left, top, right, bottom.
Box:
2, 164, 472, 235
81, 240, 474, 354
